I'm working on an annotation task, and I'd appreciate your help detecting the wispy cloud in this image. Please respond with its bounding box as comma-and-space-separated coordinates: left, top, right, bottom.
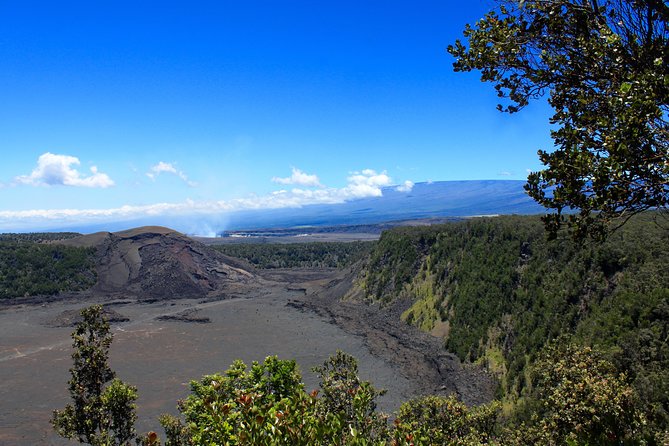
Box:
15, 152, 114, 188
396, 180, 414, 192
497, 171, 513, 177
147, 161, 197, 187
272, 167, 322, 187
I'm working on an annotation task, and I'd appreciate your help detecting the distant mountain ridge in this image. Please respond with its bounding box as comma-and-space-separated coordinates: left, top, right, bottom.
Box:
30, 180, 546, 234
221, 180, 545, 231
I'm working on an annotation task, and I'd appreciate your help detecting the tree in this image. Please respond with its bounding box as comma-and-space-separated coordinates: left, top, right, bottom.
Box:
392, 395, 499, 446
525, 341, 645, 445
448, 0, 669, 239
312, 350, 389, 444
156, 351, 389, 445
52, 305, 138, 446
173, 356, 317, 445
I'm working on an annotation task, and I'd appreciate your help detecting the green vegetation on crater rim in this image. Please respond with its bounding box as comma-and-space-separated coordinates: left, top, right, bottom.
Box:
0, 232, 82, 243
359, 212, 669, 434
0, 234, 96, 299
212, 241, 375, 269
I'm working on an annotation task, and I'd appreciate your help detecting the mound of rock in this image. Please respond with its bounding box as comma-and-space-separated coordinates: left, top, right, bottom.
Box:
46, 307, 130, 327
156, 309, 211, 324
62, 226, 255, 299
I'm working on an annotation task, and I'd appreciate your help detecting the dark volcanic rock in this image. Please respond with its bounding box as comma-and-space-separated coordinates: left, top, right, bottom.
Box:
156, 309, 211, 323
62, 226, 256, 299
45, 307, 130, 328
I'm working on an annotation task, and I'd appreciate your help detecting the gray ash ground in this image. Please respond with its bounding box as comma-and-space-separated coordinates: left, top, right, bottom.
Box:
0, 268, 494, 445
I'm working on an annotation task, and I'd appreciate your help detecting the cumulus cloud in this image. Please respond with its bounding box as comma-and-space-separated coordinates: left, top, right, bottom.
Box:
15, 152, 114, 188
340, 169, 392, 198
147, 161, 196, 187
270, 168, 395, 201
272, 167, 322, 187
396, 180, 414, 193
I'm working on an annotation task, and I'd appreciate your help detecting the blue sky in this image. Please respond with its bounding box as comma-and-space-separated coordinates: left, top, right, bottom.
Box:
0, 0, 554, 232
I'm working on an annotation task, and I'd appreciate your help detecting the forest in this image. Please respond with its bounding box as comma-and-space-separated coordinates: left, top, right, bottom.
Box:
212, 241, 375, 269
360, 213, 669, 439
0, 233, 96, 299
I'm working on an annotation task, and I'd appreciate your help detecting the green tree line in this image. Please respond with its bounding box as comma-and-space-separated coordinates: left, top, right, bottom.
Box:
213, 241, 375, 269
0, 232, 82, 243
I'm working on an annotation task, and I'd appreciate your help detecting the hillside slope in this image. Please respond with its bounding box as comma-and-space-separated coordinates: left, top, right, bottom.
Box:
62, 226, 255, 298
357, 214, 669, 428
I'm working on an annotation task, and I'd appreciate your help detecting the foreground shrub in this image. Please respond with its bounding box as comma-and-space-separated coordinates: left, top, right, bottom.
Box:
312, 350, 390, 444
162, 351, 388, 445
393, 395, 500, 446
518, 341, 646, 445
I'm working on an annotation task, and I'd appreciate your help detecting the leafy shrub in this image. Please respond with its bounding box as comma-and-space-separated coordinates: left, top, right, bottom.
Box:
160, 351, 388, 445
514, 341, 646, 445
393, 395, 500, 446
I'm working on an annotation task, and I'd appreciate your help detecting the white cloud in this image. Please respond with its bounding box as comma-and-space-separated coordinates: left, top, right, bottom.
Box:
1, 167, 402, 230
272, 167, 322, 187
340, 169, 392, 198
15, 152, 114, 188
396, 180, 414, 193
497, 171, 513, 176
147, 161, 196, 187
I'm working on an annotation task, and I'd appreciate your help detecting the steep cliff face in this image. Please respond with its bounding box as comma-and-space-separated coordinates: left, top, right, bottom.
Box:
358, 214, 669, 407
63, 226, 255, 298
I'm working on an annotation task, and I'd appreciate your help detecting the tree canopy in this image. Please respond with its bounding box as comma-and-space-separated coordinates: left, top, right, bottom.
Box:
448, 0, 669, 239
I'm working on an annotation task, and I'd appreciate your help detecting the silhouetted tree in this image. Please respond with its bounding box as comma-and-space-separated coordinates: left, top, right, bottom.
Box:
449, 0, 669, 239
